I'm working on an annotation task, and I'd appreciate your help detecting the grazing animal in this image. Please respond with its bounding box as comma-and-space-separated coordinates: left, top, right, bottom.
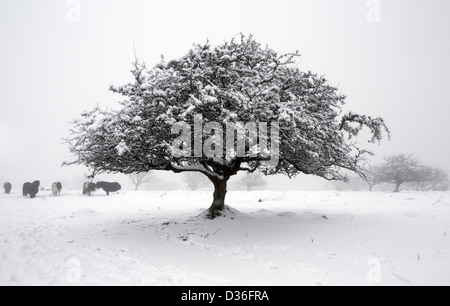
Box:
52, 182, 62, 196
4, 182, 12, 194
33, 180, 41, 190
83, 182, 96, 196
23, 181, 40, 198
96, 181, 121, 196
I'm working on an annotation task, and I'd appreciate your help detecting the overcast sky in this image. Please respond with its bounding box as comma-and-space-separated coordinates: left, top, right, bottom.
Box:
0, 0, 449, 190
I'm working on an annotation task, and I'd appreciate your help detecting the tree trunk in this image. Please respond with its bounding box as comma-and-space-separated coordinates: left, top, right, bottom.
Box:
207, 179, 228, 219
394, 182, 401, 193
369, 185, 373, 192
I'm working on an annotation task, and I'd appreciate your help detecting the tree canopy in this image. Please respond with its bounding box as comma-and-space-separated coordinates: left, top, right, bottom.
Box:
366, 154, 448, 192
240, 172, 267, 191
414, 166, 448, 191
65, 35, 389, 218
378, 154, 420, 192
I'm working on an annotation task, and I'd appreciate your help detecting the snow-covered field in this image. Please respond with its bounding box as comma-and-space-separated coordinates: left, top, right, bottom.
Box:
1, 189, 449, 286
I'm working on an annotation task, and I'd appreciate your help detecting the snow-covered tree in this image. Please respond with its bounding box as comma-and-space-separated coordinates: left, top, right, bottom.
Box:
378, 154, 420, 192
127, 172, 154, 190
362, 164, 384, 192
65, 35, 389, 218
414, 166, 448, 191
240, 172, 267, 191
183, 172, 211, 191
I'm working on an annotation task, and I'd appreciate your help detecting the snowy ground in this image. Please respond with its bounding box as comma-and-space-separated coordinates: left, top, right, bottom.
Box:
1, 189, 449, 286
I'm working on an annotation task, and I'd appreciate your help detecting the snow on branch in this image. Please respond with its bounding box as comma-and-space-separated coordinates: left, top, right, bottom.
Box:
65, 34, 389, 184
340, 112, 390, 143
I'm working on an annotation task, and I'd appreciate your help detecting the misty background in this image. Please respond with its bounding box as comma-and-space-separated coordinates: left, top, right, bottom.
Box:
0, 0, 449, 191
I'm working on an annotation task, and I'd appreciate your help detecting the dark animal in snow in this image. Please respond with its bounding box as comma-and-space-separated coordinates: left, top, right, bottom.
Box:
96, 182, 121, 196
33, 180, 40, 189
83, 182, 96, 196
23, 181, 40, 198
52, 182, 62, 196
4, 182, 12, 194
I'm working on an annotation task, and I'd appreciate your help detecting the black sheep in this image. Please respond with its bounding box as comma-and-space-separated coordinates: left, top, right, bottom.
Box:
3, 182, 12, 194
83, 182, 96, 196
96, 181, 121, 196
33, 180, 40, 189
23, 181, 40, 198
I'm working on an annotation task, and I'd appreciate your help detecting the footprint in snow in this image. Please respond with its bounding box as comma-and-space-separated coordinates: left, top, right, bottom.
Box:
327, 253, 339, 260
392, 272, 411, 284
434, 250, 448, 260
277, 211, 297, 217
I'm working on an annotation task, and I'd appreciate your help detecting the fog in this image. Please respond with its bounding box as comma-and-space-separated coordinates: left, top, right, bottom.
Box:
1, 0, 449, 191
